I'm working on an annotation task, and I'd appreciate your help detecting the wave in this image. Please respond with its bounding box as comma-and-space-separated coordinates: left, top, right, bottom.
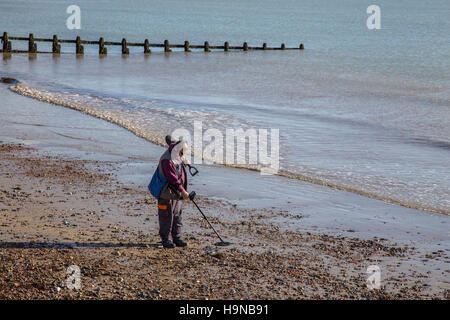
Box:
9, 82, 169, 147
8, 81, 450, 216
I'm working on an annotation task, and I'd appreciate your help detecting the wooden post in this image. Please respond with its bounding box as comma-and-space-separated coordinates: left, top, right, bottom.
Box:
52, 35, 60, 53
121, 38, 129, 54
204, 41, 211, 52
2, 32, 11, 53
0, 34, 296, 55
28, 33, 37, 53
299, 43, 304, 50
76, 36, 84, 54
99, 37, 107, 55
144, 39, 151, 53
164, 40, 171, 52
184, 41, 191, 52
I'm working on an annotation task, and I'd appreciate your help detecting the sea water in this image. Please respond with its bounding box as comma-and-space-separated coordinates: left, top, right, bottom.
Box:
0, 0, 449, 215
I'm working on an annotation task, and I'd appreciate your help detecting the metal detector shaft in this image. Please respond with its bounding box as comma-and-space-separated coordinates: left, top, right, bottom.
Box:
191, 198, 226, 243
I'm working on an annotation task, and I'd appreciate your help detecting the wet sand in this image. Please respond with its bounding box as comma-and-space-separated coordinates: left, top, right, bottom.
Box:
0, 91, 449, 299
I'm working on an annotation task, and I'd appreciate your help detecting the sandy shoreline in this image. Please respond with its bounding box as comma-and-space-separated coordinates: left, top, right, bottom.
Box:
0, 141, 448, 299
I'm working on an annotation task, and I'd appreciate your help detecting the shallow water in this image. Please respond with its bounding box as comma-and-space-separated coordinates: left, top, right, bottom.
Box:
0, 0, 449, 214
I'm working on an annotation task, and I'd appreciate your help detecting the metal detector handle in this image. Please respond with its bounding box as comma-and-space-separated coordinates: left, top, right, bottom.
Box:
186, 164, 199, 176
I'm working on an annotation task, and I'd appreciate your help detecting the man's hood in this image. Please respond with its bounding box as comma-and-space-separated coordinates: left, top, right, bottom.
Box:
169, 141, 188, 165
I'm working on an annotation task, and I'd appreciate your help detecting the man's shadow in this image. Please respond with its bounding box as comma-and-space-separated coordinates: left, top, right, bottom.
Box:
0, 241, 161, 249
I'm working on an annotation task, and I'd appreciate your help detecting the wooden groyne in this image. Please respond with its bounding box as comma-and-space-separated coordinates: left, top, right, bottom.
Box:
0, 32, 304, 55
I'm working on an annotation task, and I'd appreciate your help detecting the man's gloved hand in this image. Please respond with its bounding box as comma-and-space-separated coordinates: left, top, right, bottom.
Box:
181, 189, 190, 200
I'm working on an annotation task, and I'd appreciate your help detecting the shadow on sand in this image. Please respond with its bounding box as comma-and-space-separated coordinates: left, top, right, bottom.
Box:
0, 241, 161, 249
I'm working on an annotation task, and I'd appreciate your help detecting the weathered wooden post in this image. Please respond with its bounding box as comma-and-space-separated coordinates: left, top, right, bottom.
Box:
204, 41, 211, 52
144, 39, 151, 53
224, 41, 229, 52
121, 38, 129, 54
299, 43, 304, 50
263, 42, 267, 50
98, 37, 107, 55
281, 43, 286, 50
76, 36, 84, 54
2, 32, 12, 53
243, 42, 248, 51
184, 41, 191, 52
52, 35, 61, 53
28, 33, 37, 53
164, 40, 171, 52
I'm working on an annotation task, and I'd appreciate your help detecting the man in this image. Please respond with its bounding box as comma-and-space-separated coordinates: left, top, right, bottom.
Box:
156, 138, 190, 248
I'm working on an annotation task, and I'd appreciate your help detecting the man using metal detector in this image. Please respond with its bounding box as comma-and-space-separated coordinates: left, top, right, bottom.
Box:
149, 135, 231, 248
148, 136, 190, 248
